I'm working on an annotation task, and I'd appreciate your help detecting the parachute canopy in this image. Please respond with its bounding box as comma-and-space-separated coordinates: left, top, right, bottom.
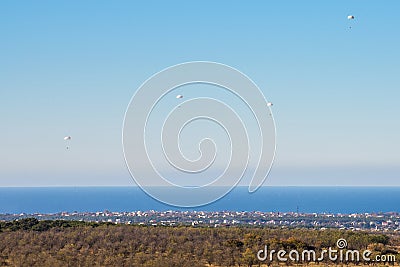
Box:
266, 102, 273, 107
64, 136, 71, 140
347, 15, 354, 20
176, 94, 183, 99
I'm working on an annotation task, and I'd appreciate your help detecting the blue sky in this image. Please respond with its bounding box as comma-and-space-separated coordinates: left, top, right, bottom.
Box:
1, 1, 399, 186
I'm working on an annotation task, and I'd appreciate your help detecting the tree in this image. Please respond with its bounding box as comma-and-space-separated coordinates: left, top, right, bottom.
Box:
242, 248, 257, 267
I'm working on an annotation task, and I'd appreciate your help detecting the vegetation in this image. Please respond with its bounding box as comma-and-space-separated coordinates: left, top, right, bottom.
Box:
0, 218, 399, 266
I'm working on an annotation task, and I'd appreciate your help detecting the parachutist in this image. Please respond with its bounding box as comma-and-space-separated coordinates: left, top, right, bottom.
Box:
64, 136, 71, 150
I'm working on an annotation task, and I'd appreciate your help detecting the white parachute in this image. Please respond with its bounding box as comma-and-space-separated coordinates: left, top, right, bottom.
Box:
347, 15, 355, 29
266, 102, 273, 107
176, 94, 183, 99
64, 136, 71, 149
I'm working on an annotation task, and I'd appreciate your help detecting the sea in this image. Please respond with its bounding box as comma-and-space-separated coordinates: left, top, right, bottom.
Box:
0, 186, 399, 214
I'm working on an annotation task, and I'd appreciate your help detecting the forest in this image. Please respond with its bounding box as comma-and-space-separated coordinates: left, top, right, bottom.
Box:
0, 218, 399, 267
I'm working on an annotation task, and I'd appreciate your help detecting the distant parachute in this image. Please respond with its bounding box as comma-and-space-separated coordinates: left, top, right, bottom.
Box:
347, 15, 355, 20
176, 94, 183, 99
64, 136, 71, 149
266, 102, 273, 107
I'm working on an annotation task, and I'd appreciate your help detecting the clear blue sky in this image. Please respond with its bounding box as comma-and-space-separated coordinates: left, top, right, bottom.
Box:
1, 1, 399, 186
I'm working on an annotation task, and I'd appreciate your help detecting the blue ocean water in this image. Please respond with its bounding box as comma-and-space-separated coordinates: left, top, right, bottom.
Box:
0, 186, 399, 214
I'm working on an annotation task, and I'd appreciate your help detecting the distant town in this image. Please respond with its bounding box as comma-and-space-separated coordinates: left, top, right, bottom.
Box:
1, 211, 400, 231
